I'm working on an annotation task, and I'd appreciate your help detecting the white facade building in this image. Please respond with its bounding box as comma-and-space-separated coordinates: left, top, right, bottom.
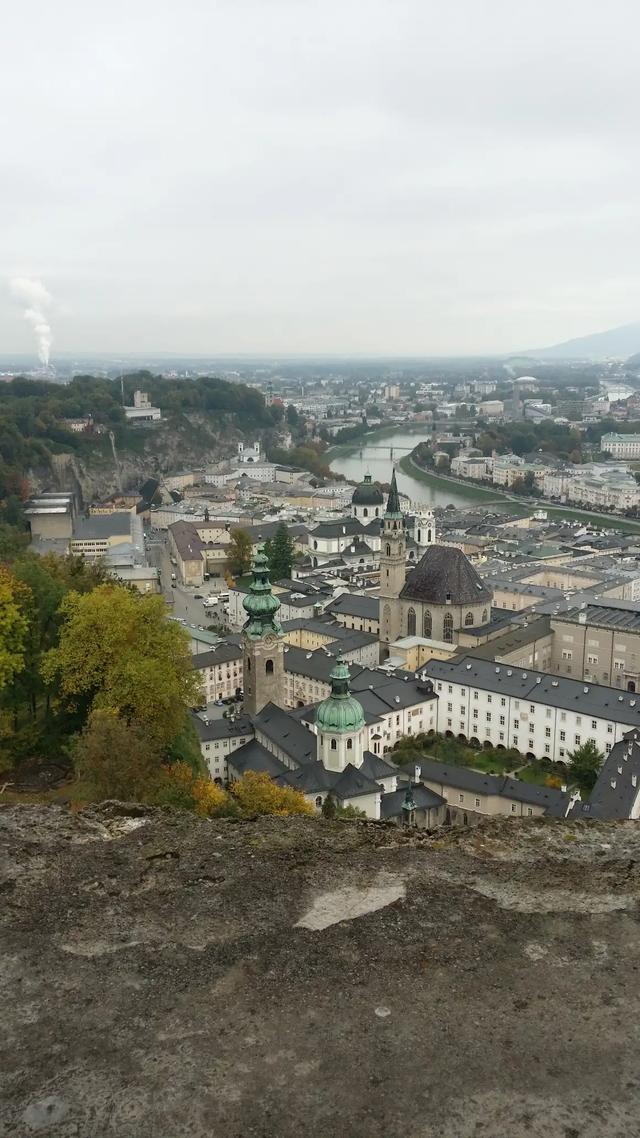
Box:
426, 656, 640, 764
601, 434, 640, 460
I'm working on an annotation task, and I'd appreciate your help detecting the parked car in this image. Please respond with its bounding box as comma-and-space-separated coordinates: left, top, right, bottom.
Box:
194, 594, 203, 599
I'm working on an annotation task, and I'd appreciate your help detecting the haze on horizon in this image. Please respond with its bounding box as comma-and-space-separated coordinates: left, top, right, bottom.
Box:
2, 0, 639, 360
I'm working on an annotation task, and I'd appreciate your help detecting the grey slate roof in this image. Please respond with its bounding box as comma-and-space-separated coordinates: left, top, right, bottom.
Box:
578, 729, 640, 819
72, 512, 132, 540
400, 545, 492, 605
400, 758, 569, 812
227, 740, 288, 778
253, 702, 318, 764
380, 783, 446, 819
360, 751, 398, 781
324, 593, 380, 621
191, 713, 252, 742
425, 654, 640, 728
192, 643, 243, 668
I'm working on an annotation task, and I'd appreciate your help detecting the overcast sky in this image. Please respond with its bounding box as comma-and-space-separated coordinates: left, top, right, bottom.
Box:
2, 0, 639, 358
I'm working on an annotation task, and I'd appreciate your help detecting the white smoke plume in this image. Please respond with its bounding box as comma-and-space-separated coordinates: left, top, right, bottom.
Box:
9, 277, 53, 365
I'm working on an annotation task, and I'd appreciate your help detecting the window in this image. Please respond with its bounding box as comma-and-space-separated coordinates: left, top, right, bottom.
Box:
511, 804, 517, 814
473, 690, 478, 700
544, 744, 550, 754
546, 709, 551, 719
513, 736, 518, 747
473, 709, 478, 720
587, 655, 598, 665
486, 712, 492, 723
246, 658, 251, 672
560, 730, 566, 742
464, 611, 474, 626
574, 735, 581, 746
499, 732, 504, 741
266, 659, 274, 674
591, 720, 597, 730
459, 794, 464, 803
482, 608, 488, 622
500, 698, 506, 707
437, 682, 443, 692
560, 712, 566, 723
545, 727, 551, 738
461, 688, 466, 697
448, 685, 453, 694
443, 612, 454, 643
576, 716, 581, 726
562, 650, 572, 660
315, 796, 322, 808
529, 705, 535, 714
346, 739, 353, 750
475, 797, 480, 807
461, 706, 466, 715
514, 701, 519, 710
487, 695, 492, 704
527, 808, 533, 817
499, 715, 505, 726
423, 610, 432, 637
407, 607, 416, 636
330, 739, 337, 750
528, 739, 534, 749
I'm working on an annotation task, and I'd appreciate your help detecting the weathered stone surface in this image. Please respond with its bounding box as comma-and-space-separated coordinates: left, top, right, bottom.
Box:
2, 805, 640, 1137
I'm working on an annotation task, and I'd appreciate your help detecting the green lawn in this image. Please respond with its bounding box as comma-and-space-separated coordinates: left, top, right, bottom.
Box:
515, 760, 565, 787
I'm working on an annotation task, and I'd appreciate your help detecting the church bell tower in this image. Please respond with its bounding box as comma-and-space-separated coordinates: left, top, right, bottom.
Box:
378, 469, 405, 654
242, 546, 285, 716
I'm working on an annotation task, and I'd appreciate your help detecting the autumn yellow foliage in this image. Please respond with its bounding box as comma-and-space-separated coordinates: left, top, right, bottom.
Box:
229, 770, 314, 816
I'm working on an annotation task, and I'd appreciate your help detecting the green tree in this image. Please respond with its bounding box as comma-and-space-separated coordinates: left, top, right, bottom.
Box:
567, 740, 604, 796
321, 792, 337, 819
43, 584, 202, 746
266, 523, 294, 581
0, 566, 28, 690
72, 709, 163, 801
227, 528, 253, 577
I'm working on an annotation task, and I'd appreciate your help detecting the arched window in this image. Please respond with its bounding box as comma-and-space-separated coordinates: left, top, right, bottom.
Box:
417, 529, 421, 543
266, 659, 274, 674
407, 607, 416, 636
315, 796, 322, 808
482, 608, 488, 623
375, 508, 379, 517
363, 507, 368, 517
246, 658, 251, 672
427, 528, 432, 542
443, 612, 454, 642
423, 610, 432, 638
464, 612, 474, 626
330, 739, 337, 750
313, 539, 318, 550
386, 543, 391, 557
346, 739, 353, 750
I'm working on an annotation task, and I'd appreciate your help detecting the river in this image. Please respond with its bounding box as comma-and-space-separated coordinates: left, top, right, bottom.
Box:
328, 427, 491, 509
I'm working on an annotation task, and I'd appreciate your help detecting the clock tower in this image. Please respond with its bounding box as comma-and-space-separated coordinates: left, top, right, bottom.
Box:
242, 545, 285, 716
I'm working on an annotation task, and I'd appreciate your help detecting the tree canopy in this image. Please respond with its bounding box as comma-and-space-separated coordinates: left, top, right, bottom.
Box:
42, 583, 201, 745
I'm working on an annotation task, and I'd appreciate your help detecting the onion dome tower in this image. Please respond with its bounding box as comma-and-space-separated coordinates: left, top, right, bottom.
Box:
242, 546, 284, 716
316, 656, 366, 771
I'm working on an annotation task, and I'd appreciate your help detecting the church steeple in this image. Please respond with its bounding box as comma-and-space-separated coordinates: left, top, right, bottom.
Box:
378, 468, 406, 654
242, 545, 285, 716
385, 469, 402, 517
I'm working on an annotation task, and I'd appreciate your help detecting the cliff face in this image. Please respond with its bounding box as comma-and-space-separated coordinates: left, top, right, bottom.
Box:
3, 805, 640, 1137
29, 413, 242, 503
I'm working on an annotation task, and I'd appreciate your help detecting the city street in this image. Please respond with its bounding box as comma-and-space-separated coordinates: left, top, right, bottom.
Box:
146, 531, 228, 629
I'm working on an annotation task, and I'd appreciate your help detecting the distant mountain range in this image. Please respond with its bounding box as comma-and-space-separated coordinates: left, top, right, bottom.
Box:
524, 322, 640, 361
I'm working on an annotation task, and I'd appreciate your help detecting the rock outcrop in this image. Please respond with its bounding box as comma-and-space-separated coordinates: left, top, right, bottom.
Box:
2, 805, 640, 1137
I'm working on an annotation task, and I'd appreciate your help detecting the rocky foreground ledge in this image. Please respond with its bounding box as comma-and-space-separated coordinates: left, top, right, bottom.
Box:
2, 806, 640, 1137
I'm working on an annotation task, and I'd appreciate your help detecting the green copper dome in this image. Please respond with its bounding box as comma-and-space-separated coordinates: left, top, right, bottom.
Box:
242, 546, 282, 640
316, 657, 365, 734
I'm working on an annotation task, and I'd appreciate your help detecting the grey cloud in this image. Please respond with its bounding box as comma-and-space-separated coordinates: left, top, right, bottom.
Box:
1, 0, 639, 357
